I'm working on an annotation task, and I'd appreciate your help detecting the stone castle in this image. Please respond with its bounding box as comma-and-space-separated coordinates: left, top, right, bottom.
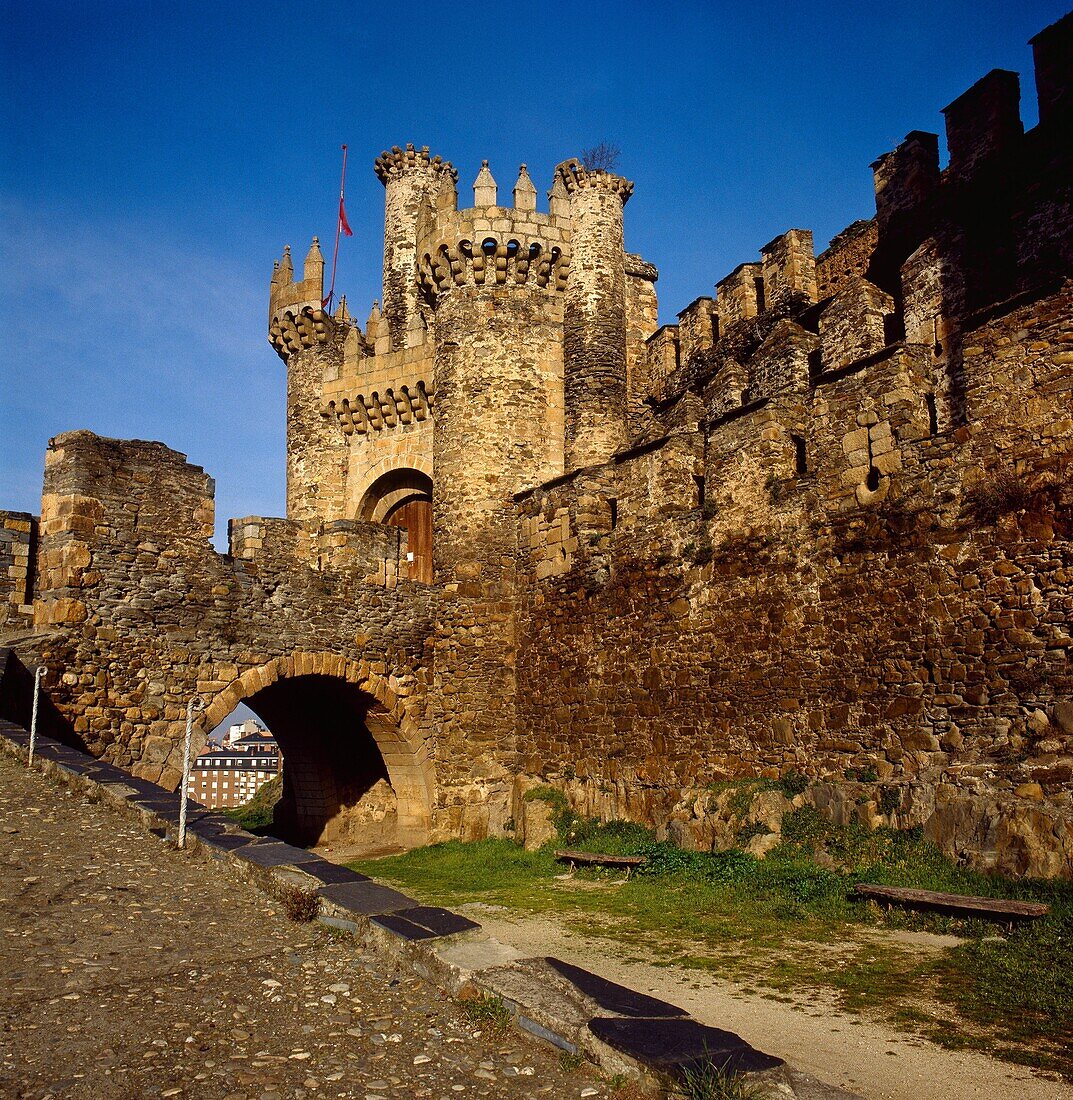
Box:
2, 13, 1071, 876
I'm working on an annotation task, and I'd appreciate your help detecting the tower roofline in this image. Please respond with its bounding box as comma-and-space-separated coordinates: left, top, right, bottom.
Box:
374, 143, 458, 185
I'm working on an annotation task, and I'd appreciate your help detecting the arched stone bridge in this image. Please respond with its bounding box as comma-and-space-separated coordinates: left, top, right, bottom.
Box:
3, 431, 515, 851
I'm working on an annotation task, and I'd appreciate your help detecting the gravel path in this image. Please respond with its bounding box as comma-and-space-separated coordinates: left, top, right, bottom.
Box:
0, 755, 619, 1100
462, 907, 1071, 1100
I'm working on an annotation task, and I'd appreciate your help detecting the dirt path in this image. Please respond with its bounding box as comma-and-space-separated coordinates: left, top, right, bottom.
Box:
460, 905, 1071, 1100
0, 755, 616, 1100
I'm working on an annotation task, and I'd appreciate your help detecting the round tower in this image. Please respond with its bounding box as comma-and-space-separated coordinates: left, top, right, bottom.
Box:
417, 161, 571, 584
374, 144, 458, 353
560, 162, 634, 469
268, 238, 349, 526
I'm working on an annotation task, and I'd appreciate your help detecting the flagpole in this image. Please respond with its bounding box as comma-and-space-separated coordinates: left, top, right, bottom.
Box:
324, 144, 348, 312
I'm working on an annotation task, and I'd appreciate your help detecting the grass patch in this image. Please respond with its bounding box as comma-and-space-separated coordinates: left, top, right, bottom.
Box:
351, 807, 1073, 1075
458, 993, 512, 1033
222, 773, 281, 834
673, 1061, 770, 1100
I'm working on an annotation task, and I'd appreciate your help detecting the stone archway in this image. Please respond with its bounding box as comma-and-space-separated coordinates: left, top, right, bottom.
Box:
201, 652, 432, 851
357, 466, 433, 583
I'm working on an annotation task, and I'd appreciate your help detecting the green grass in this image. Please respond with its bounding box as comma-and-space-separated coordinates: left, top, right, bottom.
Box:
458, 993, 512, 1033
221, 773, 281, 833
350, 805, 1073, 1076
673, 1061, 771, 1100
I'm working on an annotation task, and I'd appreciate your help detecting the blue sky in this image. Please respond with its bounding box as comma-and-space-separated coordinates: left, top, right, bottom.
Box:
1, 0, 1068, 548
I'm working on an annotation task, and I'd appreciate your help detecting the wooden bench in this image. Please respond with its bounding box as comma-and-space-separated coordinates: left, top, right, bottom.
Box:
554, 850, 648, 878
854, 883, 1049, 928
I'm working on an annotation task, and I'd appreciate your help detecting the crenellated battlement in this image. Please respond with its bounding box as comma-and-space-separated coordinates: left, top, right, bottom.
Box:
268, 304, 347, 361
413, 161, 576, 300
269, 238, 326, 323
558, 161, 635, 202
417, 227, 571, 298
373, 143, 458, 185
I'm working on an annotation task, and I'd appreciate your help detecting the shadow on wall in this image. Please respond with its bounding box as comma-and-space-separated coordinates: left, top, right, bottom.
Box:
0, 649, 86, 753
240, 673, 401, 852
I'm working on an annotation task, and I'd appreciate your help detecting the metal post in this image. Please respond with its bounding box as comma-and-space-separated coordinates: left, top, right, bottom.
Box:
28, 665, 46, 767
177, 696, 195, 849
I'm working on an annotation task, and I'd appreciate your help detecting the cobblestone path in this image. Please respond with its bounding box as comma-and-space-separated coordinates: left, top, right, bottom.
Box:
0, 755, 616, 1099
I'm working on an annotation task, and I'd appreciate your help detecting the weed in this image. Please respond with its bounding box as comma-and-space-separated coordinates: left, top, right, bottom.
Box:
558, 1050, 585, 1072
735, 821, 770, 845
779, 770, 808, 797
277, 883, 318, 923
964, 468, 1032, 524
674, 1059, 769, 1100
878, 787, 901, 816
458, 993, 512, 1033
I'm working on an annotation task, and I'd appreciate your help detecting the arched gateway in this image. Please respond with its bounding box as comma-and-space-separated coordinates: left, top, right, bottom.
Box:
201, 653, 433, 850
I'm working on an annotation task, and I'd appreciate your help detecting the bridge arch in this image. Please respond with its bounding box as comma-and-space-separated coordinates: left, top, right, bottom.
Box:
202, 652, 432, 852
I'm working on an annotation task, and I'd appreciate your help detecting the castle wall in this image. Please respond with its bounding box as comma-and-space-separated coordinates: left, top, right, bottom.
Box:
512, 284, 1073, 877
3, 14, 1070, 874
13, 429, 508, 844
0, 511, 36, 633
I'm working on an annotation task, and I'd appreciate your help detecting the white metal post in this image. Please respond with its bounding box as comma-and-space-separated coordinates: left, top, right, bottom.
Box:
28, 665, 46, 767
177, 696, 195, 849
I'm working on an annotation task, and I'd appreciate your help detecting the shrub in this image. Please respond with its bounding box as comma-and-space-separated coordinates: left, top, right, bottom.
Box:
879, 787, 901, 816
277, 883, 318, 923
579, 142, 621, 172
964, 469, 1032, 525
523, 785, 574, 831
779, 770, 809, 797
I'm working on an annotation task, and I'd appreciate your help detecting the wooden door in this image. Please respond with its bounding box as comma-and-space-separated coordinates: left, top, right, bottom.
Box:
386, 498, 433, 583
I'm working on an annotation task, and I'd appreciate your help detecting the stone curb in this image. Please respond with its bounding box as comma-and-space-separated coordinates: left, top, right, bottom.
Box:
0, 720, 862, 1099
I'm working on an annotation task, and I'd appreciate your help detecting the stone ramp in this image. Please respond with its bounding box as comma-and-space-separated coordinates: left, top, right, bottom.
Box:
0, 717, 861, 1098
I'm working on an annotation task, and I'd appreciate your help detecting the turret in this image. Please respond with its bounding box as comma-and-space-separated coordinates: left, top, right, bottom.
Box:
266, 237, 350, 527
560, 160, 634, 470
374, 144, 458, 353
416, 158, 571, 584
268, 239, 323, 321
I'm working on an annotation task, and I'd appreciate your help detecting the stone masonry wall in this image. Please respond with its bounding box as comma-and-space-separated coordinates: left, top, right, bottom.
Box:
9, 430, 507, 845
0, 512, 36, 634
513, 284, 1073, 877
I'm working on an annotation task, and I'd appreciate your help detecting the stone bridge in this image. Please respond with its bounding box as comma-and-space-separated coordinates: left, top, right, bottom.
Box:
0, 431, 513, 851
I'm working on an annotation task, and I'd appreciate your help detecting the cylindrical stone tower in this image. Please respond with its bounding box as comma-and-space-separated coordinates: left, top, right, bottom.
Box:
268, 239, 350, 527
561, 162, 634, 470
374, 144, 458, 353
417, 162, 571, 584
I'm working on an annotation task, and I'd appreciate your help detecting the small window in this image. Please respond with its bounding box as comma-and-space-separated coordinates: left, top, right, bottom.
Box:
925, 393, 938, 436
791, 434, 807, 475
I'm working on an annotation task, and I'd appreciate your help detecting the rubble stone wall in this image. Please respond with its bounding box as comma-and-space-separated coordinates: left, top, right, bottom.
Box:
513, 283, 1073, 877
0, 512, 35, 634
